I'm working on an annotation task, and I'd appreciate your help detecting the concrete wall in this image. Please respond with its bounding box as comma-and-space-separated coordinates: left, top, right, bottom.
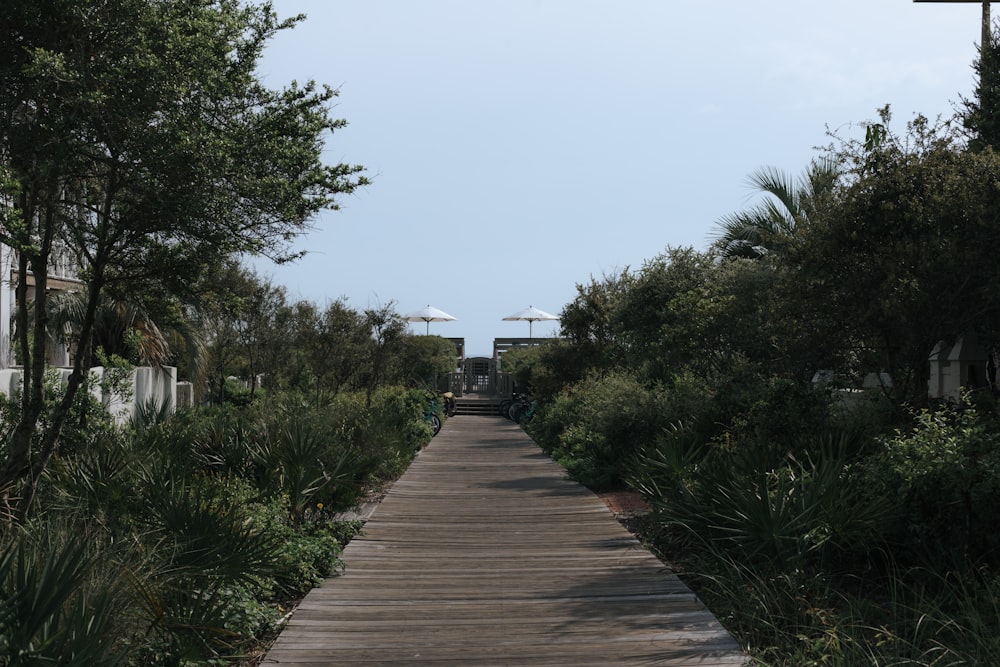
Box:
0, 365, 179, 423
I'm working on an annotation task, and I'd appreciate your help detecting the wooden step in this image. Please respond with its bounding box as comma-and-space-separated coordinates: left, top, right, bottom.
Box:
454, 397, 503, 416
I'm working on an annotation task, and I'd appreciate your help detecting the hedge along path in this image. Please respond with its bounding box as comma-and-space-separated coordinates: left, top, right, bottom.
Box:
263, 415, 747, 666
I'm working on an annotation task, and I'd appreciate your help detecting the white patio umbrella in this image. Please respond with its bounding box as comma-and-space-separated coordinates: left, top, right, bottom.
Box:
404, 305, 457, 335
502, 305, 559, 339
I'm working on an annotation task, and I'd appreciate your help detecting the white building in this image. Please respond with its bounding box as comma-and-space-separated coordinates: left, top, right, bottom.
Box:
0, 241, 83, 369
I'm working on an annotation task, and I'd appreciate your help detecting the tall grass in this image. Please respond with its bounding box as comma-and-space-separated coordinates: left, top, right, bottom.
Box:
675, 546, 1000, 666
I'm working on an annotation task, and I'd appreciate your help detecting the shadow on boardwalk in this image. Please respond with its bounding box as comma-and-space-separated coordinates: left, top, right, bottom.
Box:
263, 415, 747, 666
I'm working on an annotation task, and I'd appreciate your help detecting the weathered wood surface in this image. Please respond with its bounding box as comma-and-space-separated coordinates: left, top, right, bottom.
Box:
263, 415, 746, 666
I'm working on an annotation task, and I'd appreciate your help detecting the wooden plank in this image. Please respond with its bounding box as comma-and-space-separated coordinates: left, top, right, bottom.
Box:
263, 416, 746, 666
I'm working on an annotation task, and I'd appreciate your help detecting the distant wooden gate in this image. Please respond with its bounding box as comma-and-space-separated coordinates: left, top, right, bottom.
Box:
464, 357, 494, 394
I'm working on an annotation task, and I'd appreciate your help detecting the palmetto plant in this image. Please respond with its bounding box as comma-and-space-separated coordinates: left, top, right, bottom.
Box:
143, 480, 281, 585
254, 420, 363, 519
632, 428, 888, 573
710, 158, 840, 259
194, 409, 262, 478
0, 522, 125, 666
130, 477, 283, 660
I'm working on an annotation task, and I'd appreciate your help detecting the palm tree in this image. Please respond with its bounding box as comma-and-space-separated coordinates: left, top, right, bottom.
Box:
40, 289, 208, 384
710, 158, 839, 259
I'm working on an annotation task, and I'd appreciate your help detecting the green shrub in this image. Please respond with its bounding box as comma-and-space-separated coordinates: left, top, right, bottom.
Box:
125, 476, 303, 662
232, 482, 353, 598
670, 544, 1000, 666
190, 405, 262, 478
0, 367, 123, 467
859, 403, 1000, 566
527, 370, 673, 489
367, 386, 435, 456
324, 387, 431, 483
249, 418, 360, 519
712, 372, 840, 468
42, 431, 145, 533
222, 378, 254, 406
272, 527, 347, 597
498, 345, 546, 394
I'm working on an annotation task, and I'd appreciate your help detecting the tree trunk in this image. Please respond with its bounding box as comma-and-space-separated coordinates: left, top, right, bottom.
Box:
0, 203, 53, 513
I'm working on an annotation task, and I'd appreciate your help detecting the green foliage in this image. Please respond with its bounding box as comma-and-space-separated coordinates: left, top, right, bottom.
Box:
794, 108, 1000, 402
295, 299, 371, 395
527, 370, 673, 489
272, 527, 347, 598
222, 378, 255, 407
556, 269, 634, 381
0, 521, 125, 666
561, 270, 634, 350
0, 0, 369, 515
961, 22, 1000, 152
666, 534, 1000, 666
42, 432, 141, 530
110, 476, 282, 660
626, 396, 1000, 664
355, 386, 436, 470
710, 159, 839, 259
507, 340, 593, 403
668, 545, 1000, 666
610, 248, 792, 383
203, 479, 349, 600
497, 345, 544, 393
633, 427, 888, 574
396, 335, 459, 389
140, 478, 282, 588
859, 403, 1000, 566
507, 104, 1000, 663
6, 379, 430, 663
712, 371, 844, 468
615, 247, 720, 379
361, 305, 409, 400
0, 367, 122, 473
253, 419, 363, 520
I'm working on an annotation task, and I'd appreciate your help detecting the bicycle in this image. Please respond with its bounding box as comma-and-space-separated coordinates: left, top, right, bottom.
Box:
506, 394, 535, 423
502, 393, 526, 421
424, 395, 442, 436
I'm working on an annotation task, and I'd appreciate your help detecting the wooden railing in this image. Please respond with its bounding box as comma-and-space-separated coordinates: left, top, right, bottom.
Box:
444, 371, 513, 398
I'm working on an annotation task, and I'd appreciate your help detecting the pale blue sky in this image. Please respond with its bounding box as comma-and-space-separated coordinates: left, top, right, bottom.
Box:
256, 1, 982, 356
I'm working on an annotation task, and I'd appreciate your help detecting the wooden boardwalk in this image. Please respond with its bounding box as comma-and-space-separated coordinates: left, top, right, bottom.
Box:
263, 415, 746, 666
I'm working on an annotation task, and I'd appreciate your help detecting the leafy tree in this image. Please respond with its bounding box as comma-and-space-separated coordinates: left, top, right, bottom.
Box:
291, 298, 371, 396
616, 247, 752, 381
526, 369, 673, 489
0, 0, 367, 519
497, 345, 539, 390
557, 269, 634, 376
230, 277, 289, 401
395, 335, 459, 390
201, 263, 289, 403
791, 109, 1000, 402
361, 305, 407, 403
